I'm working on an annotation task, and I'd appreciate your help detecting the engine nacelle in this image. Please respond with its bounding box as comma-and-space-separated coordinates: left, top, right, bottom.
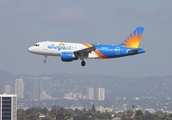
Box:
61, 52, 74, 62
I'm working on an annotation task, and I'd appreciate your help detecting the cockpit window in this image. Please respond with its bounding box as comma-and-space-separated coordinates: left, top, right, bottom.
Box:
33, 44, 39, 46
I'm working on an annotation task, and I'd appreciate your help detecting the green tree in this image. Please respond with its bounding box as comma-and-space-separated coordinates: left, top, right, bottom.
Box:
135, 109, 144, 120
42, 117, 52, 120
125, 110, 134, 119
142, 112, 156, 120
17, 108, 26, 120
132, 105, 135, 109
96, 112, 111, 119
56, 112, 65, 120
73, 114, 88, 120
156, 110, 165, 119
49, 106, 58, 116
135, 109, 143, 116
42, 107, 49, 115
91, 104, 96, 112
26, 114, 39, 120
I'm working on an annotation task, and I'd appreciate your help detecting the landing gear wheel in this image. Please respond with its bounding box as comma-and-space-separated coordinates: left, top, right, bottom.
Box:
81, 61, 86, 66
43, 56, 47, 63
43, 60, 47, 63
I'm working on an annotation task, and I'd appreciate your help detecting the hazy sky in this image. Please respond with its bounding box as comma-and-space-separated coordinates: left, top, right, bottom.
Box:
0, 0, 172, 77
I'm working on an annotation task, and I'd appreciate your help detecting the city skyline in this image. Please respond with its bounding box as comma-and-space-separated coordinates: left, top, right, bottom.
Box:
0, 71, 172, 111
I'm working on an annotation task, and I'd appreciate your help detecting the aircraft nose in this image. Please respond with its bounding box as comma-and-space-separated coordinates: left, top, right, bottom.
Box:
28, 47, 33, 53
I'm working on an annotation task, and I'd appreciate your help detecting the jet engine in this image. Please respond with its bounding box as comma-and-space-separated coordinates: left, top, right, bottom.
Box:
61, 52, 77, 62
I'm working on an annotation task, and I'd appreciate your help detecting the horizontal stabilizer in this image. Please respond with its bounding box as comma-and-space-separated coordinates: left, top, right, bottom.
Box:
127, 48, 142, 54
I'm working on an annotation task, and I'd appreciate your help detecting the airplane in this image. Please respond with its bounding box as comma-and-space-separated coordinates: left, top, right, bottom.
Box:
28, 27, 145, 66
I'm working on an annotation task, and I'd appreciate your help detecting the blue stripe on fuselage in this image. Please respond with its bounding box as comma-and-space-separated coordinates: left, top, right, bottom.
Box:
91, 44, 129, 58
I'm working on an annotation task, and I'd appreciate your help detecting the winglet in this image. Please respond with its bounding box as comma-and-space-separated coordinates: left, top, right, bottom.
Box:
119, 27, 144, 48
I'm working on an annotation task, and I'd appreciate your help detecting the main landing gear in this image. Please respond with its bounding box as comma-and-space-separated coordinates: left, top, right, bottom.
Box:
43, 56, 47, 63
81, 60, 86, 66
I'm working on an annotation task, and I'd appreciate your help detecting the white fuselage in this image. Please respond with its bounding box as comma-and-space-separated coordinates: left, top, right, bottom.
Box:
28, 41, 99, 59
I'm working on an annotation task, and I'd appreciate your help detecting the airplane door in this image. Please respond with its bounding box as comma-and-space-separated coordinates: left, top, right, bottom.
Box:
115, 47, 120, 55
44, 40, 48, 50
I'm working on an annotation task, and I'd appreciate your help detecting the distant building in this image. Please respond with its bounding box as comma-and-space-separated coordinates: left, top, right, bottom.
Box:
87, 87, 94, 100
30, 78, 40, 99
96, 106, 113, 113
77, 93, 83, 99
167, 97, 170, 101
98, 88, 105, 101
136, 97, 139, 101
82, 95, 87, 99
74, 92, 82, 99
15, 78, 24, 99
124, 97, 126, 101
73, 93, 77, 99
40, 91, 51, 100
40, 77, 52, 98
144, 108, 156, 114
64, 92, 73, 100
5, 85, 11, 94
0, 93, 17, 120
64, 92, 83, 100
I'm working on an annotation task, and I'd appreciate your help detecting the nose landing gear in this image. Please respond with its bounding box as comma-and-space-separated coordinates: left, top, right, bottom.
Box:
43, 60, 47, 63
81, 60, 86, 66
43, 56, 47, 63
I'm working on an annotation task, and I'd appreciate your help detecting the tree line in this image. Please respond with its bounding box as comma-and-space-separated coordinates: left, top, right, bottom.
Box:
17, 105, 172, 120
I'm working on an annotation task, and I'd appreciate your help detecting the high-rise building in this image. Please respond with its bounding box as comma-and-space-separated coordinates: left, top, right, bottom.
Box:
98, 88, 105, 101
40, 91, 51, 100
40, 77, 52, 98
0, 93, 17, 120
30, 78, 40, 99
87, 87, 94, 100
5, 85, 11, 94
15, 78, 24, 99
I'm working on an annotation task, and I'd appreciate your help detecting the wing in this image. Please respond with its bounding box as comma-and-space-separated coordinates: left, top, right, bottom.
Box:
73, 46, 97, 59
